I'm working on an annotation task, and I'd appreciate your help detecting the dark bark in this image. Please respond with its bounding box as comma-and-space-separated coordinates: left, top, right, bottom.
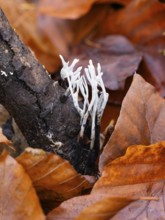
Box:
0, 10, 99, 175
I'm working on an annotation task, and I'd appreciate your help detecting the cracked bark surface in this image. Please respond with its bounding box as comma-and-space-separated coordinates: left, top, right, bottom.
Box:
0, 9, 100, 175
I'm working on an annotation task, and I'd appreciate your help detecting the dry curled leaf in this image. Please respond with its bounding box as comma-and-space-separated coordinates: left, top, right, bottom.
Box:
0, 150, 45, 220
17, 148, 93, 202
99, 74, 165, 170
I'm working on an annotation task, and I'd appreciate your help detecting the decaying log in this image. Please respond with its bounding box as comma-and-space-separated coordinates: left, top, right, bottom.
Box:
0, 9, 100, 175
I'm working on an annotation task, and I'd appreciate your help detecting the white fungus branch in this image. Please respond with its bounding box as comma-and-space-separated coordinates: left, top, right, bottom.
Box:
59, 55, 109, 149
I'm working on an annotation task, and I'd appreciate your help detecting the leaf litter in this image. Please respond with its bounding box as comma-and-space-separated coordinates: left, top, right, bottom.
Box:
0, 0, 165, 219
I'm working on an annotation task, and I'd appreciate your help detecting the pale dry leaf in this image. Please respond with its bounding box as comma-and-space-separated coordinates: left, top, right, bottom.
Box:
46, 193, 103, 220
77, 181, 165, 220
38, 0, 131, 19
111, 181, 165, 220
76, 197, 134, 220
17, 148, 93, 202
99, 74, 165, 170
0, 150, 45, 220
143, 50, 165, 96
47, 167, 152, 219
47, 179, 164, 220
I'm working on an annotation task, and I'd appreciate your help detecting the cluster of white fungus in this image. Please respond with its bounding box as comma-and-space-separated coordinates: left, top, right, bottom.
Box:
60, 55, 109, 149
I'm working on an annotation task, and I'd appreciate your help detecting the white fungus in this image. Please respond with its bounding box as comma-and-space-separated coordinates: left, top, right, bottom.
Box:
59, 55, 109, 149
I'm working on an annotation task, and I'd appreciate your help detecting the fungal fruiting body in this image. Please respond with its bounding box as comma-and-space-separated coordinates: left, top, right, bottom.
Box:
60, 55, 109, 149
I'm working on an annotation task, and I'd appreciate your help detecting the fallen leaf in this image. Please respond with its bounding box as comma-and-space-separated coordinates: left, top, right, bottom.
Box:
46, 193, 103, 220
93, 140, 165, 218
47, 179, 165, 220
70, 5, 109, 46
98, 0, 165, 44
97, 0, 165, 95
37, 5, 109, 58
48, 141, 165, 219
143, 50, 165, 96
0, 150, 45, 220
99, 74, 165, 170
96, 141, 165, 187
77, 181, 165, 220
38, 0, 130, 19
17, 148, 93, 202
76, 197, 133, 220
70, 35, 142, 90
110, 182, 165, 220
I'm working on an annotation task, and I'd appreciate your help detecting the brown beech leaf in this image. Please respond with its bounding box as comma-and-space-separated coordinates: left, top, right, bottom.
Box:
143, 50, 165, 96
17, 148, 93, 202
0, 0, 60, 72
96, 141, 165, 188
99, 74, 165, 170
70, 36, 142, 90
0, 150, 45, 220
36, 4, 110, 68
37, 5, 110, 58
46, 193, 105, 220
70, 5, 109, 46
98, 0, 165, 95
76, 197, 134, 220
47, 179, 165, 219
99, 0, 165, 45
76, 181, 165, 220
47, 168, 148, 219
47, 141, 165, 219
38, 0, 130, 19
